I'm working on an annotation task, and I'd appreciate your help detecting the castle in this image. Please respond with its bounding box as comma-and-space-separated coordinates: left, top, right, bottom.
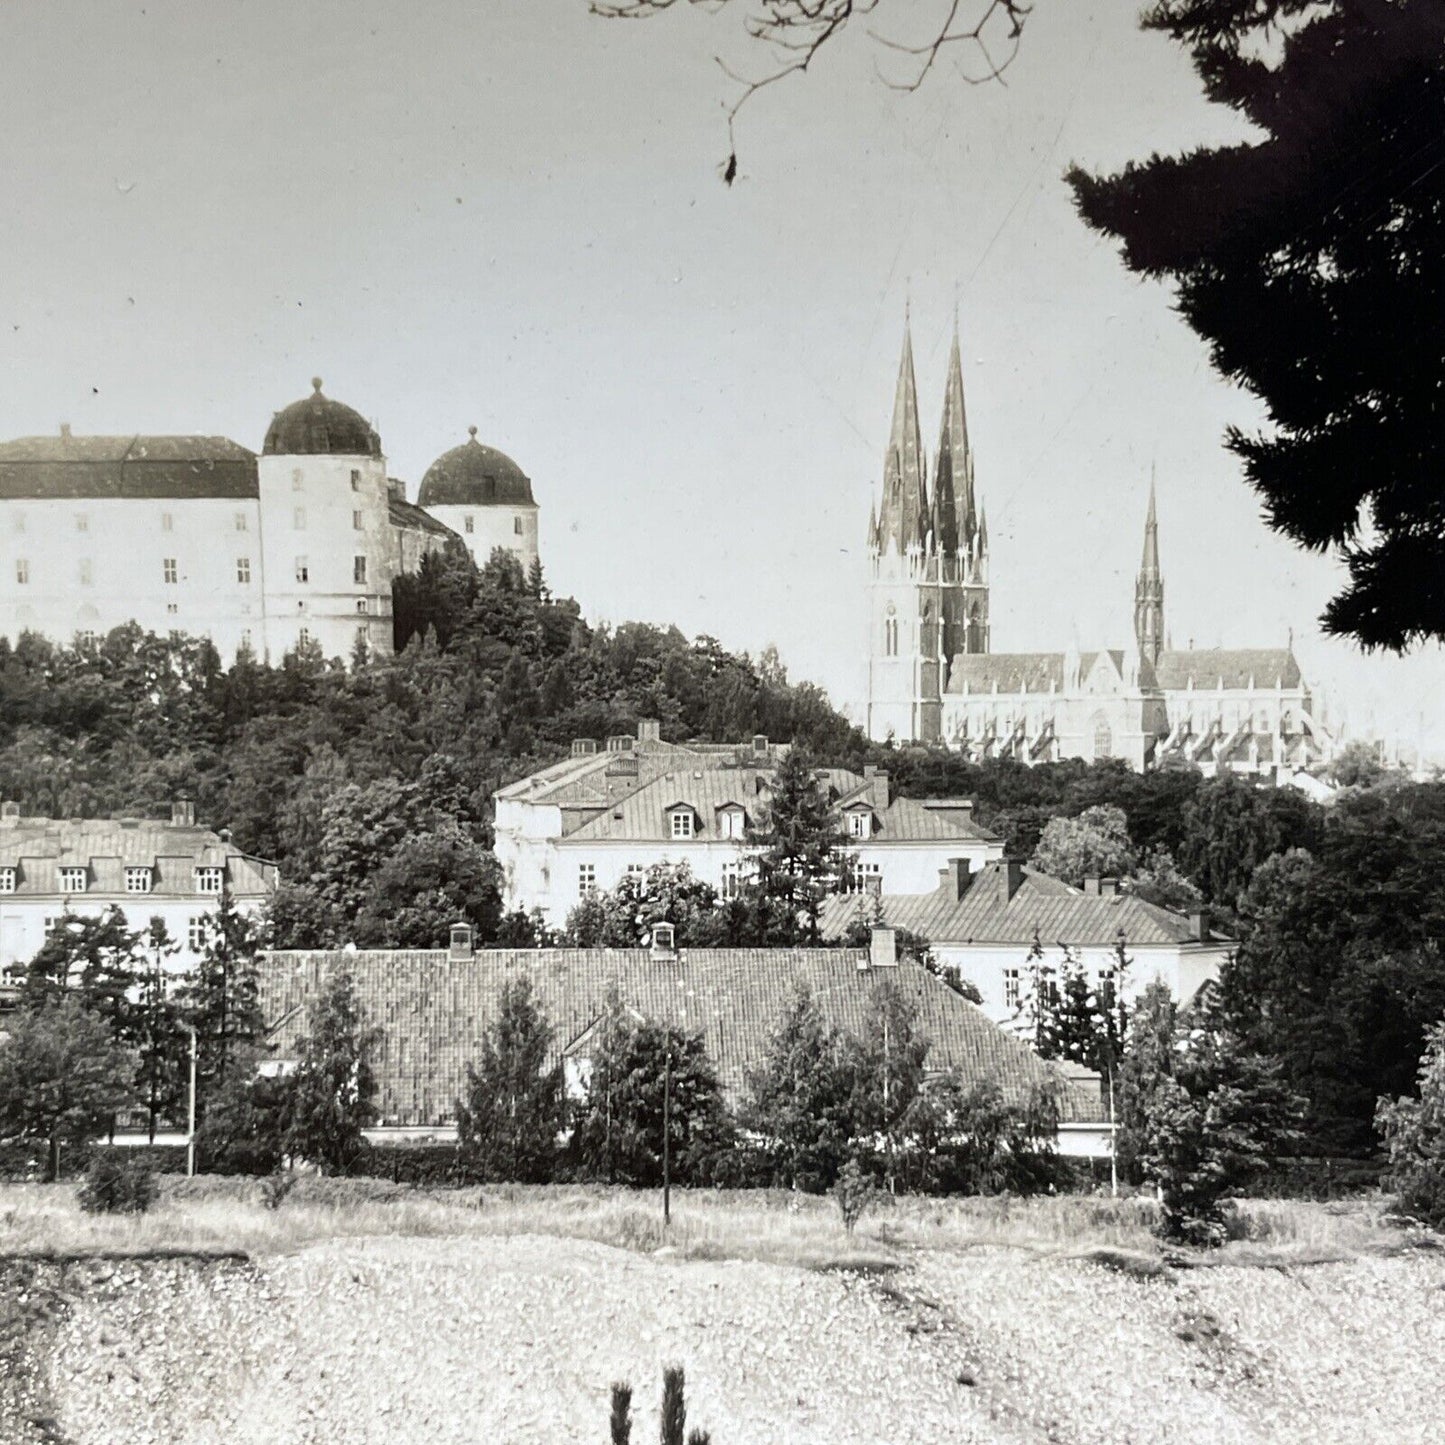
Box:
0, 381, 540, 663
866, 319, 1335, 778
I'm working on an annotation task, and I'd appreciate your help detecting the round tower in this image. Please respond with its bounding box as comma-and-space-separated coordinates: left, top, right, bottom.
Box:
417, 428, 539, 574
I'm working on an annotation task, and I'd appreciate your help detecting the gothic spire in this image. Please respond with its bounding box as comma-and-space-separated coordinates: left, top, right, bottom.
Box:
1134, 475, 1165, 666
874, 315, 930, 555
934, 321, 977, 557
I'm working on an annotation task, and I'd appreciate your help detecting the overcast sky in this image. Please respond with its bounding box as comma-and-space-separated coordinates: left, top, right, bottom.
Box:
2, 0, 1439, 754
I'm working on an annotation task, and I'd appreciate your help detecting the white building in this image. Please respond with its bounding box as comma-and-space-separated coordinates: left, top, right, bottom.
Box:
416, 427, 539, 573
492, 722, 1005, 925
0, 800, 277, 975
0, 385, 541, 663
820, 857, 1232, 1025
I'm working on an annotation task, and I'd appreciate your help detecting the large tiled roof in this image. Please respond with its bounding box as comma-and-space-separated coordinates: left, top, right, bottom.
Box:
819, 860, 1227, 949
945, 652, 1065, 694
259, 946, 1103, 1126
0, 817, 277, 898
388, 495, 456, 539
1153, 648, 1302, 691
0, 434, 258, 500
564, 767, 770, 841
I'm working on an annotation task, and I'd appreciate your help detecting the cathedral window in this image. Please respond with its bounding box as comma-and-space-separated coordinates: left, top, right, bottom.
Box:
237, 557, 251, 584
353, 511, 364, 530
884, 613, 899, 657
1092, 718, 1113, 761
353, 555, 367, 584
293, 507, 306, 530
15, 559, 28, 585
162, 558, 178, 584
295, 557, 309, 583
78, 559, 92, 586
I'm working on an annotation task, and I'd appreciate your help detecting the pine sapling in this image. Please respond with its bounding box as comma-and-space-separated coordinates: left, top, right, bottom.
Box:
610, 1381, 633, 1445
660, 1365, 685, 1445
686, 1433, 711, 1445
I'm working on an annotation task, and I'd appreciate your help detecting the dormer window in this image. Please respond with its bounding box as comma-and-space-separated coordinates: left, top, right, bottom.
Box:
125, 866, 152, 895
0, 868, 14, 894
719, 806, 746, 840
847, 809, 874, 840
195, 866, 224, 895
669, 808, 695, 840
59, 866, 87, 894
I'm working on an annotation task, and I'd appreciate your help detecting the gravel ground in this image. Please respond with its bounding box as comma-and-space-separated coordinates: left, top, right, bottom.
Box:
21, 1236, 1445, 1445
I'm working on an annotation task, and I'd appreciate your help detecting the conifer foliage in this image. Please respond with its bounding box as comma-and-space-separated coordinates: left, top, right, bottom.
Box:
1068, 0, 1445, 650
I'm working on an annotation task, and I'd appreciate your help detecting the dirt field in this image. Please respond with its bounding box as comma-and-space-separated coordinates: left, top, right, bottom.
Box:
3, 1186, 1443, 1444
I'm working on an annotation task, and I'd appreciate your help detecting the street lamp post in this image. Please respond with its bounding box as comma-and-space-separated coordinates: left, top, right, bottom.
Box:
183, 1024, 198, 1178
662, 1045, 672, 1226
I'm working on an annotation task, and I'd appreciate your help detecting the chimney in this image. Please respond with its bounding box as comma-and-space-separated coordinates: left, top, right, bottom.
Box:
448, 921, 475, 960
869, 926, 898, 970
571, 738, 598, 757
1004, 858, 1025, 901
218, 827, 232, 846
606, 734, 635, 753
939, 857, 972, 901
751, 734, 769, 757
387, 478, 405, 503
1083, 876, 1100, 897
637, 719, 661, 744
0, 801, 19, 826
870, 769, 890, 811
1099, 877, 1120, 898
650, 922, 677, 958
171, 799, 196, 827
1189, 908, 1210, 942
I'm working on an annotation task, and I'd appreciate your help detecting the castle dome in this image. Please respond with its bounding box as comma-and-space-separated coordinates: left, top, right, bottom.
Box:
263, 378, 381, 458
418, 427, 535, 507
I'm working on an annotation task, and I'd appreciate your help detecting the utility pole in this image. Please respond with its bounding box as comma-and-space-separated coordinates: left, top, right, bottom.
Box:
184, 1024, 198, 1178
662, 1045, 672, 1226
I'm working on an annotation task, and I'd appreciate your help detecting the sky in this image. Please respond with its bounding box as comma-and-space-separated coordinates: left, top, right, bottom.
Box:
1, 0, 1439, 754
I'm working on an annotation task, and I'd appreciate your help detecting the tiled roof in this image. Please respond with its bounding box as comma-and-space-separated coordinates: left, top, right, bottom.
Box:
1153, 648, 1302, 691
418, 433, 535, 507
0, 435, 258, 500
0, 818, 277, 898
818, 860, 1228, 948
946, 652, 1066, 694
259, 946, 1103, 1126
388, 496, 456, 539
564, 767, 769, 841
263, 382, 381, 458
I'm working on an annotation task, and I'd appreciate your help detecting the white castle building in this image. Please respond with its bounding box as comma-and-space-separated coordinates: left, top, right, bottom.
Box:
0, 381, 541, 663
866, 318, 1335, 779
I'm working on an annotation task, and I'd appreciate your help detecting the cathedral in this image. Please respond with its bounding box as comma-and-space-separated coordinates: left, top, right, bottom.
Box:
865, 319, 1335, 779
0, 381, 540, 664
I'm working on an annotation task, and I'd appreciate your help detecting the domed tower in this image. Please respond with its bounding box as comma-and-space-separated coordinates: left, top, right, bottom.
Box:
257, 378, 393, 662
418, 428, 539, 574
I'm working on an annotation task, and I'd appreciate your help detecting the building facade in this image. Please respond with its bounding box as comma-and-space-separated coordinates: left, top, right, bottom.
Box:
0, 384, 541, 663
492, 722, 1005, 924
416, 428, 540, 573
865, 320, 1334, 779
0, 800, 278, 974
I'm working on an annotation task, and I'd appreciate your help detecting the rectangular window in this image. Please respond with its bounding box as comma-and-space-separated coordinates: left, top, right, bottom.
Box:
721, 862, 740, 900
237, 557, 251, 584
161, 512, 174, 533
356, 598, 368, 614
578, 863, 596, 896
298, 626, 311, 647
353, 555, 367, 584
0, 868, 15, 894
350, 468, 361, 489
848, 811, 871, 839
670, 811, 694, 840
12, 511, 23, 533
187, 917, 208, 952
59, 866, 87, 893
195, 866, 224, 895
125, 867, 152, 894
845, 861, 881, 895
166, 602, 179, 615
352, 510, 364, 530
464, 515, 475, 534
75, 513, 89, 532
240, 629, 252, 651
721, 809, 744, 839
292, 468, 303, 491
1003, 968, 1021, 1011
514, 516, 523, 536
295, 557, 309, 583
78, 559, 92, 586
235, 512, 248, 531
76, 631, 97, 649
15, 559, 28, 585
162, 558, 178, 584
293, 507, 306, 530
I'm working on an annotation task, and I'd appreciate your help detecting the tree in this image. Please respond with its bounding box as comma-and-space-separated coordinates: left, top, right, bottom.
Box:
845, 979, 930, 1184
1328, 739, 1388, 789
1376, 1017, 1445, 1229
1127, 846, 1203, 912
456, 977, 565, 1183
284, 971, 381, 1175
749, 746, 842, 944
1030, 804, 1135, 887
177, 893, 265, 1105
0, 997, 135, 1180
135, 918, 186, 1142
192, 1049, 292, 1176
22, 906, 143, 1042
561, 863, 723, 949
1067, 0, 1445, 651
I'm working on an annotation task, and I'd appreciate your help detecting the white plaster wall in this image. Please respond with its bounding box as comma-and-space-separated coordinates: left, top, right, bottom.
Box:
851, 839, 1002, 892
424, 502, 538, 573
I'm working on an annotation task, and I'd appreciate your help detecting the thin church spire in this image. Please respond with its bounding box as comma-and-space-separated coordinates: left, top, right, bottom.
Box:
874, 314, 929, 555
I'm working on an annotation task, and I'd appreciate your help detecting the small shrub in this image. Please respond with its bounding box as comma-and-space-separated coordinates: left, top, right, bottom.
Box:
661, 1366, 686, 1445
77, 1154, 157, 1215
834, 1158, 876, 1235
260, 1171, 298, 1211
610, 1382, 632, 1445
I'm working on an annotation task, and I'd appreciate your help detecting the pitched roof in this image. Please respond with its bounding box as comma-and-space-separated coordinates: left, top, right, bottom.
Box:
945, 652, 1066, 694
1153, 648, 1302, 691
259, 946, 1103, 1126
0, 817, 277, 898
0, 434, 258, 500
388, 495, 456, 539
818, 860, 1229, 949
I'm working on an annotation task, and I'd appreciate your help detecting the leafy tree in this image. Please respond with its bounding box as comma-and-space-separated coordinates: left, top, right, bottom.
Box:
177, 893, 265, 1105
193, 1051, 292, 1176
845, 979, 930, 1183
1328, 739, 1388, 789
1068, 0, 1445, 650
456, 977, 564, 1183
1030, 804, 1135, 887
22, 906, 143, 1042
1376, 1017, 1445, 1229
1127, 846, 1203, 912
570, 997, 733, 1186
284, 971, 380, 1175
561, 863, 724, 948
748, 746, 842, 944
353, 828, 503, 948
0, 997, 135, 1180
135, 918, 186, 1141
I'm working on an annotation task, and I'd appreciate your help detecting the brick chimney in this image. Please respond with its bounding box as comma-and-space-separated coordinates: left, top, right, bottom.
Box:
869, 925, 897, 970
171, 799, 196, 827
863, 766, 890, 811
1004, 858, 1025, 901
1083, 876, 1100, 897
1189, 908, 1211, 942
448, 921, 475, 960
752, 733, 770, 757
938, 857, 973, 901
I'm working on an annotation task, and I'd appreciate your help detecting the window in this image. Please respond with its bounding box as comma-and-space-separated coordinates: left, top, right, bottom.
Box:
514, 516, 523, 536
237, 557, 251, 584
464, 515, 475, 534
847, 810, 872, 839
187, 917, 208, 953
295, 557, 309, 583
240, 629, 252, 651
298, 626, 311, 647
721, 861, 741, 899
235, 512, 248, 531
884, 612, 899, 657
353, 555, 367, 584
578, 863, 596, 896
356, 598, 369, 614
15, 560, 28, 585
166, 602, 179, 615
720, 808, 745, 839
78, 559, 92, 586
352, 510, 364, 530
350, 468, 361, 490
0, 868, 14, 894
161, 512, 174, 533
1003, 968, 1022, 1011
76, 631, 97, 649
844, 860, 882, 895
670, 810, 695, 840
195, 866, 224, 895
125, 867, 152, 895
12, 511, 23, 533
1092, 718, 1113, 761
76, 513, 89, 532
163, 558, 178, 584
293, 507, 306, 530
292, 468, 303, 490
59, 866, 87, 894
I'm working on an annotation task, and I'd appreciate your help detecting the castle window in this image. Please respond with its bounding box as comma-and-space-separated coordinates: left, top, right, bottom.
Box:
195, 866, 224, 896
237, 557, 251, 584
76, 513, 89, 532
353, 511, 364, 530
295, 557, 309, 583
235, 512, 248, 531
353, 556, 367, 584
16, 559, 29, 585
0, 868, 14, 894
293, 507, 306, 530
350, 469, 361, 489
125, 866, 152, 895
161, 512, 174, 533
578, 863, 596, 896
162, 558, 178, 584
356, 598, 368, 614
514, 516, 523, 536
292, 469, 303, 490
59, 866, 87, 894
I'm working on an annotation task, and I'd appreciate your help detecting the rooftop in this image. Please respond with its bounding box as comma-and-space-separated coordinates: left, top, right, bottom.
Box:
417, 429, 535, 508
263, 379, 381, 459
0, 432, 258, 501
